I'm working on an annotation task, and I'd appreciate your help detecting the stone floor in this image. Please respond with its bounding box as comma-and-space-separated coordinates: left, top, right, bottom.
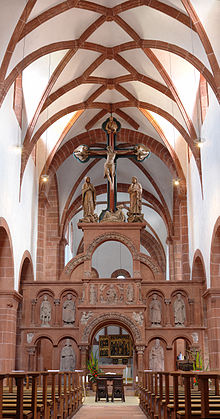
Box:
72, 396, 146, 418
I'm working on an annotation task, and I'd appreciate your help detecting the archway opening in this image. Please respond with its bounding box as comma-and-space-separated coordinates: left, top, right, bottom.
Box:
173, 338, 191, 370
0, 226, 14, 290
90, 324, 134, 384
92, 241, 133, 278
210, 225, 220, 288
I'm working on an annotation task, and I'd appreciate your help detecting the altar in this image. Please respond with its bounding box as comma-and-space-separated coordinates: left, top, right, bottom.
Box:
100, 364, 126, 376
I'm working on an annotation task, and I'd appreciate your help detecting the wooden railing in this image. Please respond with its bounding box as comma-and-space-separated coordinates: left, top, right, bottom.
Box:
0, 370, 85, 418
138, 369, 220, 418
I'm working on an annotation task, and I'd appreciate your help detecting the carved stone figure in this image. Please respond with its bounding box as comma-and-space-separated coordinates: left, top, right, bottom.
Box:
101, 204, 125, 223
40, 295, 51, 327
127, 177, 144, 222
174, 293, 186, 326
80, 177, 98, 223
104, 145, 116, 184
126, 284, 134, 303
62, 294, 75, 325
134, 144, 150, 161
149, 294, 162, 326
60, 339, 75, 371
106, 285, 118, 304
73, 144, 89, 162
105, 116, 118, 134
149, 339, 164, 371
80, 311, 93, 325
132, 311, 144, 326
89, 284, 97, 305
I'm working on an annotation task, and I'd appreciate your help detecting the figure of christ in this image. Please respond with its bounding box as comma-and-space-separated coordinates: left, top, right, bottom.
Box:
104, 145, 116, 185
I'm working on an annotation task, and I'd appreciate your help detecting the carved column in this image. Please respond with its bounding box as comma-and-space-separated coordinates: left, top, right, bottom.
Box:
31, 298, 37, 325
165, 299, 171, 326
54, 299, 60, 326
82, 279, 90, 304
166, 236, 174, 281
79, 346, 88, 369
136, 345, 145, 371
134, 280, 142, 304
188, 298, 194, 325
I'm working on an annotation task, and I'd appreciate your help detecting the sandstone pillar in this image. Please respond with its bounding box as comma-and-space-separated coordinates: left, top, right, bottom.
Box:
0, 291, 22, 371
136, 345, 145, 371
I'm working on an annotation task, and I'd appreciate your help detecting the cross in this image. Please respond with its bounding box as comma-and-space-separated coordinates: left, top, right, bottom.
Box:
73, 116, 150, 214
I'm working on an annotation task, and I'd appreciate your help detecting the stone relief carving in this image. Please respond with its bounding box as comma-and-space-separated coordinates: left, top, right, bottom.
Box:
173, 293, 186, 327
27, 333, 34, 344
191, 332, 198, 343
82, 312, 142, 343
89, 284, 97, 305
62, 294, 75, 326
149, 339, 164, 371
149, 294, 162, 327
126, 284, 134, 304
40, 295, 51, 327
132, 311, 144, 326
106, 285, 118, 304
80, 311, 93, 325
60, 339, 76, 371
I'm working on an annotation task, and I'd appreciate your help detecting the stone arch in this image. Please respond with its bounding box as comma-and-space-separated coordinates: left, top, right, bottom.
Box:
86, 232, 138, 259
210, 217, 220, 288
111, 269, 131, 278
82, 312, 142, 345
192, 250, 206, 284
0, 217, 14, 291
19, 251, 34, 291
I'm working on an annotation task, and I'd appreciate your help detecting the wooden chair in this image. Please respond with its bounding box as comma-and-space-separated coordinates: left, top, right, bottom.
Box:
111, 378, 125, 402
95, 378, 109, 402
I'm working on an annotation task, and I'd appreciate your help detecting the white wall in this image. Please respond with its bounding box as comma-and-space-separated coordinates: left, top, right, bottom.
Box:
0, 87, 38, 290
187, 89, 220, 287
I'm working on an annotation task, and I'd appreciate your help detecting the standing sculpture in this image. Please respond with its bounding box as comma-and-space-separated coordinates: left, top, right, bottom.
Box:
60, 339, 76, 371
104, 146, 116, 185
149, 339, 164, 371
149, 294, 162, 326
62, 294, 75, 326
81, 176, 98, 223
174, 293, 186, 326
127, 177, 144, 222
126, 284, 134, 303
40, 295, 51, 327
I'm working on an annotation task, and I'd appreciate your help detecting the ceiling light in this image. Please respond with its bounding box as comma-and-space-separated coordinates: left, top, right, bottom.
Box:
41, 174, 49, 182
173, 178, 180, 186
194, 138, 206, 148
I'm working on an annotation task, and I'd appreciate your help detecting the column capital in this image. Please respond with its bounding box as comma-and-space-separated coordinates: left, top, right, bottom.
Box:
136, 345, 145, 353
165, 298, 171, 305
54, 298, 60, 306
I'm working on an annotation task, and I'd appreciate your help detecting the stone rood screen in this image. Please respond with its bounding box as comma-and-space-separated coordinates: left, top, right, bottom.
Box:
73, 116, 150, 216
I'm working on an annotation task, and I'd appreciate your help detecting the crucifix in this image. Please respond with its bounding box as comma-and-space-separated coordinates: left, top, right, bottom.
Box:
73, 116, 150, 216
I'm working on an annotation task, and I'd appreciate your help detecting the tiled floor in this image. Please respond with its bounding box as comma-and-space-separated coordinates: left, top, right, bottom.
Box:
72, 397, 146, 418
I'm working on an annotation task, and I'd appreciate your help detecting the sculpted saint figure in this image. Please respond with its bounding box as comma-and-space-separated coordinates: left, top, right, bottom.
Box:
126, 284, 134, 303
81, 177, 98, 223
104, 146, 116, 185
150, 294, 162, 326
89, 284, 97, 305
106, 285, 117, 304
127, 177, 144, 222
62, 294, 75, 325
149, 339, 164, 371
40, 295, 51, 327
60, 339, 75, 371
105, 116, 118, 134
174, 293, 186, 326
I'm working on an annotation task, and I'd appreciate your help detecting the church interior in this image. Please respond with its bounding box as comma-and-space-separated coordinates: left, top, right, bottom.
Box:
0, 0, 220, 417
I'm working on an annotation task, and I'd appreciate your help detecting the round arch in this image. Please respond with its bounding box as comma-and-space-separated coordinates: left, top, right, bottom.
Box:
210, 217, 220, 288
81, 312, 142, 345
0, 217, 14, 291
